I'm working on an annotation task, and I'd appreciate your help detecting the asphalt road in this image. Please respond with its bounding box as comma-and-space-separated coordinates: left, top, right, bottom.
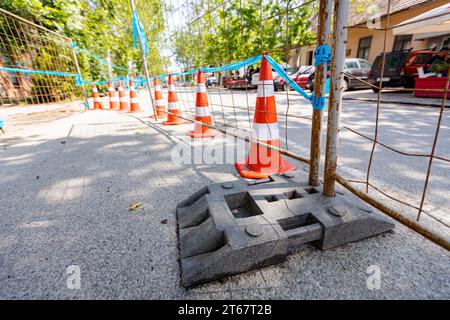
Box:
0, 87, 448, 299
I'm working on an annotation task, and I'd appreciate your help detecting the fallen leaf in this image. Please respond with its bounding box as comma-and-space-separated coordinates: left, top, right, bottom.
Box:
161, 219, 168, 224
128, 202, 143, 211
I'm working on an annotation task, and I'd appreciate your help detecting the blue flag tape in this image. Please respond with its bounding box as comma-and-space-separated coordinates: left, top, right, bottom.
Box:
314, 44, 331, 66
132, 10, 149, 57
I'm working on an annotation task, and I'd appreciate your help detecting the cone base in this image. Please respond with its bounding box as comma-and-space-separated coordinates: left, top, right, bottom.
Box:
187, 128, 220, 138
235, 157, 295, 179
149, 115, 166, 120
163, 119, 188, 125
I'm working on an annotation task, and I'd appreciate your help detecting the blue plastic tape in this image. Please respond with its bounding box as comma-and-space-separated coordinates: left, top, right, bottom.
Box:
265, 55, 311, 101
0, 66, 77, 77
149, 55, 263, 80
314, 44, 331, 66
309, 96, 326, 110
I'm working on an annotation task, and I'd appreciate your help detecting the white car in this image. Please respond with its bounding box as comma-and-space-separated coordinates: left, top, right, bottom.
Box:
251, 66, 296, 90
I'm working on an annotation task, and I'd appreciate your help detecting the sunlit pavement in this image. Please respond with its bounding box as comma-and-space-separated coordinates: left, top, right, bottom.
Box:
0, 90, 448, 299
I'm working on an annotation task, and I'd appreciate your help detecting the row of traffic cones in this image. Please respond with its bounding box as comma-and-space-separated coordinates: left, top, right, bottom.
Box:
90, 54, 294, 179
91, 79, 143, 113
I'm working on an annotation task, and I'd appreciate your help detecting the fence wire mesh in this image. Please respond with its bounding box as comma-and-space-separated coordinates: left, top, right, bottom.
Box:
155, 0, 449, 248
0, 1, 448, 249
0, 8, 82, 106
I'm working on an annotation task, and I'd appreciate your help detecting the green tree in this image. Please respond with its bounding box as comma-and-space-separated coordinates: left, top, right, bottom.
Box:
1, 0, 166, 83
170, 0, 316, 69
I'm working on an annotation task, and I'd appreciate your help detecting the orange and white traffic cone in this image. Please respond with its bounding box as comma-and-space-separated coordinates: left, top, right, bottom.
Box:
152, 78, 166, 119
128, 79, 143, 113
92, 84, 104, 110
187, 70, 219, 138
118, 80, 129, 111
163, 73, 187, 125
235, 55, 295, 179
107, 81, 119, 111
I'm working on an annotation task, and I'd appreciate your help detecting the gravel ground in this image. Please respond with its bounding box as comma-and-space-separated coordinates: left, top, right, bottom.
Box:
0, 92, 449, 299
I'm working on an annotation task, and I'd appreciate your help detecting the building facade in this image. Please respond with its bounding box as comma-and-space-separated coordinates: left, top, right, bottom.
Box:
289, 0, 449, 68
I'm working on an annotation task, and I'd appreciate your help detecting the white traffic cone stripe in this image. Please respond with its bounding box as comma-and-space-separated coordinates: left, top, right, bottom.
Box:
168, 85, 175, 91
110, 97, 118, 102
130, 86, 135, 91
196, 84, 206, 92
108, 87, 114, 92
130, 98, 139, 103
168, 102, 179, 110
154, 85, 161, 91
94, 98, 100, 102
257, 80, 274, 85
119, 97, 126, 102
118, 86, 124, 91
252, 123, 280, 140
92, 87, 98, 92
155, 99, 164, 106
257, 81, 275, 97
195, 106, 211, 117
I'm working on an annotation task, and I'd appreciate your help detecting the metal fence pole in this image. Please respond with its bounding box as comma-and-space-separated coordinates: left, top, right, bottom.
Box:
323, 0, 349, 197
308, 0, 332, 186
71, 47, 89, 110
130, 0, 157, 120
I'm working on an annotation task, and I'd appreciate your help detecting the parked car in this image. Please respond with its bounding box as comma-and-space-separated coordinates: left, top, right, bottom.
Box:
402, 50, 436, 88
290, 66, 315, 90
222, 76, 249, 89
251, 66, 296, 91
206, 77, 218, 87
368, 50, 410, 91
308, 58, 372, 91
367, 49, 436, 91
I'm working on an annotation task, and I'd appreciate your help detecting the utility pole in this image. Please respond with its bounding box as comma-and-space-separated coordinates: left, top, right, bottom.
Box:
308, 0, 332, 186
323, 0, 350, 196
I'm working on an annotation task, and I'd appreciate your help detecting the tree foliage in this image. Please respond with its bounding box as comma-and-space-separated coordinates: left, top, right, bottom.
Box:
1, 0, 166, 81
171, 0, 317, 69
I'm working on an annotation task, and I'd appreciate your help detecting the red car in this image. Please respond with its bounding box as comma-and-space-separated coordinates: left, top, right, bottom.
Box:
276, 66, 315, 91
222, 76, 249, 89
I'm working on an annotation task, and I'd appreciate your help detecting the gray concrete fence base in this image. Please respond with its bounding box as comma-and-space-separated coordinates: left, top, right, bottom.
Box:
176, 170, 395, 287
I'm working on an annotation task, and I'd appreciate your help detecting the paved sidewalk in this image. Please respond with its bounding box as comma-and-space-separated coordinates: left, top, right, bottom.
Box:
0, 100, 86, 117
342, 89, 450, 107
0, 109, 448, 299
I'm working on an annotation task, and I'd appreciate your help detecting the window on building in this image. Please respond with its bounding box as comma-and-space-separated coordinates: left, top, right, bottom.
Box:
307, 51, 313, 65
357, 36, 372, 60
442, 37, 450, 50
393, 35, 412, 51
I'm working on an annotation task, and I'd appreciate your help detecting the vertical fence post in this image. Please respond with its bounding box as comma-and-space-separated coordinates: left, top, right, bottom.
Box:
308, 0, 332, 186
71, 46, 89, 110
129, 0, 157, 120
323, 0, 349, 197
